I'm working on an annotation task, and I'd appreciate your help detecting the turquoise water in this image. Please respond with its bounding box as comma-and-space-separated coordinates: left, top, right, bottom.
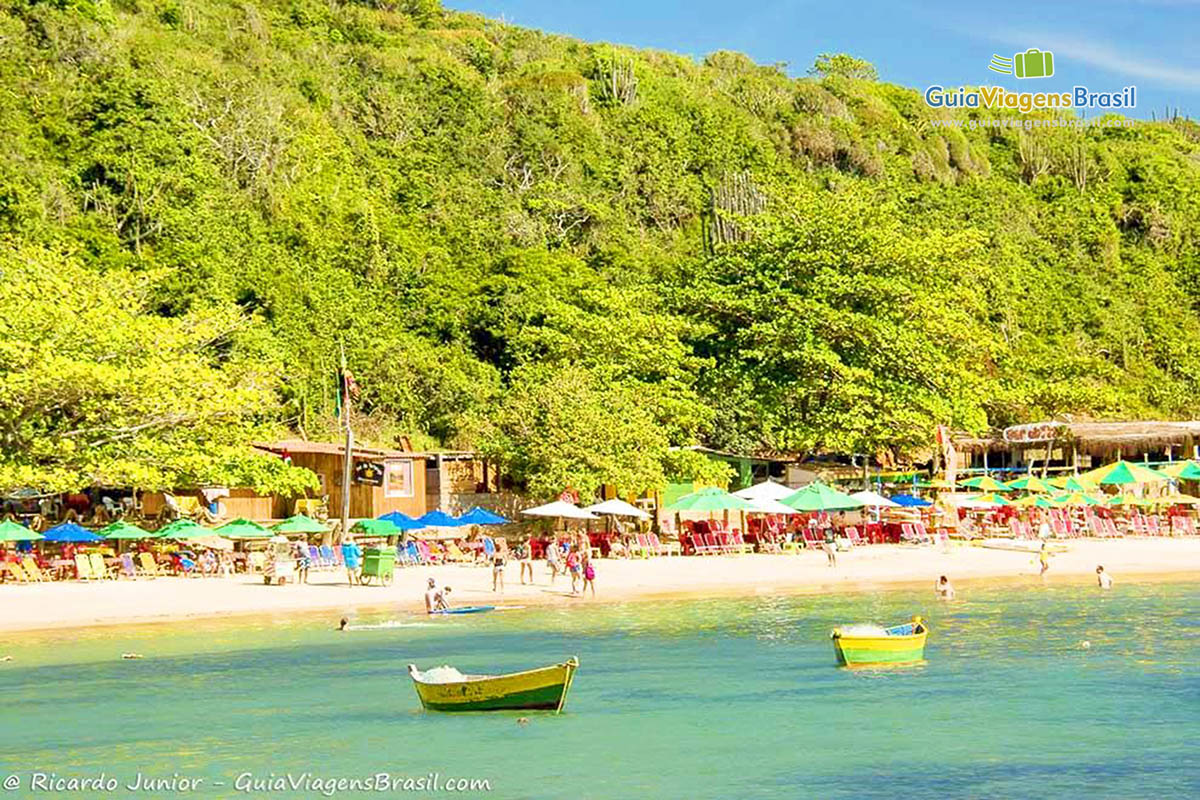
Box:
1, 581, 1198, 798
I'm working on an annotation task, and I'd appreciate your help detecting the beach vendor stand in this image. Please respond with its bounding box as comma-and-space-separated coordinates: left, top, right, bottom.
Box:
360, 545, 395, 586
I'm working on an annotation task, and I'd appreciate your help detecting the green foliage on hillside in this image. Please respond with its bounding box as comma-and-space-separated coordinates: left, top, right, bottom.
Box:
1, 0, 1199, 495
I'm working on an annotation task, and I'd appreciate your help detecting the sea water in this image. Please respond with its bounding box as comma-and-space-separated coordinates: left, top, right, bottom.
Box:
0, 580, 1197, 798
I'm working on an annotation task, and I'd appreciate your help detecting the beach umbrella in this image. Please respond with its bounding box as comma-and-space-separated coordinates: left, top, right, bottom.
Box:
457, 507, 511, 525
1155, 492, 1200, 506
1105, 494, 1153, 508
742, 497, 800, 515
1047, 475, 1098, 492
582, 499, 650, 519
417, 510, 466, 528
1158, 460, 1200, 481
959, 476, 1012, 492
41, 522, 103, 543
1007, 475, 1053, 492
1054, 492, 1105, 507
1080, 460, 1168, 486
215, 518, 273, 539
272, 514, 330, 535
377, 511, 424, 531
666, 488, 755, 513
522, 500, 599, 519
1012, 494, 1063, 509
961, 493, 1012, 508
99, 521, 153, 540
732, 480, 797, 502
0, 520, 42, 542
848, 490, 899, 508
780, 482, 864, 512
189, 535, 235, 551
351, 518, 402, 536
155, 518, 210, 539
889, 494, 932, 508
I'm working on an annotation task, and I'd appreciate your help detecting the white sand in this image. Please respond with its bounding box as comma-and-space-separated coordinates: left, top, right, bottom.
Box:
2, 538, 1199, 633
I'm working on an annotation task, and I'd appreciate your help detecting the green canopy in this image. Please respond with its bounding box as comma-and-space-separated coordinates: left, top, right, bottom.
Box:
1011, 494, 1062, 509
1155, 492, 1200, 506
351, 518, 402, 536
1106, 494, 1153, 508
1080, 460, 1167, 486
155, 518, 211, 539
664, 487, 755, 513
272, 514, 329, 535
100, 521, 154, 540
967, 492, 1012, 507
780, 482, 865, 512
1158, 460, 1200, 481
1053, 492, 1105, 507
1047, 475, 1098, 492
959, 476, 1012, 492
216, 518, 273, 539
1007, 475, 1053, 493
0, 520, 43, 542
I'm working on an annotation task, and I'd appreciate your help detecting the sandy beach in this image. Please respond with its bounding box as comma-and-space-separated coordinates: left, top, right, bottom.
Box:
1, 538, 1198, 633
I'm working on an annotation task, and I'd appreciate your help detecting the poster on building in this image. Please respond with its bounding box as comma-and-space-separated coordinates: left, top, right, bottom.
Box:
384, 460, 413, 498
354, 461, 384, 486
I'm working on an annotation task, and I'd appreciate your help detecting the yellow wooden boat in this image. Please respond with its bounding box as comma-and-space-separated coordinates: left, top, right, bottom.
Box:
408, 657, 579, 713
831, 616, 928, 667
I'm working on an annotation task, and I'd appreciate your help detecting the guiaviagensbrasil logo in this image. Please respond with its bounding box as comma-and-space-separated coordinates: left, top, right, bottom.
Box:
989, 49, 1054, 79
924, 48, 1135, 113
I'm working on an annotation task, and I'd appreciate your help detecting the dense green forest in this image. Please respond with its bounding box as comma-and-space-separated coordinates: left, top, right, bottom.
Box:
2, 0, 1200, 497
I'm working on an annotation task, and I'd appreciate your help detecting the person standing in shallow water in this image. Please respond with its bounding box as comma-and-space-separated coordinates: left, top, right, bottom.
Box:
1039, 542, 1051, 576
1096, 565, 1113, 589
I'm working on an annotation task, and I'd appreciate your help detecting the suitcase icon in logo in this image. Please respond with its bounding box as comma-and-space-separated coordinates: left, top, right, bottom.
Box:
1014, 49, 1054, 79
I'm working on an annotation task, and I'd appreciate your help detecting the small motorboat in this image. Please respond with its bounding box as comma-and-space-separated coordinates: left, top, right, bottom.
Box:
408, 657, 579, 713
428, 605, 495, 615
831, 616, 928, 667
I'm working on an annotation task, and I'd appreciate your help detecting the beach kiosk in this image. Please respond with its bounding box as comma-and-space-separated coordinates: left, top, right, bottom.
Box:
360, 546, 395, 586
263, 535, 296, 585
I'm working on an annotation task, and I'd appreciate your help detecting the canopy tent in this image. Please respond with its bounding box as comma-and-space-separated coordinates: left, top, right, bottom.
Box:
1080, 460, 1168, 486
848, 490, 899, 508
1158, 460, 1200, 481
665, 488, 754, 513
377, 511, 424, 531
890, 494, 932, 508
521, 500, 598, 520
457, 507, 511, 525
272, 514, 329, 535
0, 520, 42, 542
351, 518, 402, 536
99, 521, 153, 540
732, 480, 797, 503
781, 482, 864, 512
582, 499, 650, 519
155, 519, 210, 539
41, 522, 103, 543
416, 510, 466, 528
1007, 475, 1054, 493
215, 518, 273, 540
742, 497, 800, 515
959, 476, 1012, 492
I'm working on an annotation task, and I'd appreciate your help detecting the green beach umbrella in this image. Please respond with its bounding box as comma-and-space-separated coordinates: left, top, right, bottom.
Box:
215, 518, 273, 539
99, 521, 153, 540
272, 514, 329, 535
780, 482, 864, 512
351, 518, 402, 536
665, 487, 755, 513
1080, 460, 1167, 486
1007, 475, 1053, 492
155, 518, 211, 539
1054, 492, 1104, 507
959, 476, 1012, 492
1155, 492, 1200, 506
1047, 474, 1098, 492
1012, 494, 1062, 509
970, 492, 1012, 507
1106, 494, 1153, 508
1158, 460, 1200, 481
0, 520, 43, 541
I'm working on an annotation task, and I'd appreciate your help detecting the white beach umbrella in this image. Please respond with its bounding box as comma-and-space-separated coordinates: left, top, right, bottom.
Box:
848, 490, 900, 508
582, 499, 650, 519
733, 479, 796, 502
743, 497, 799, 515
521, 500, 597, 520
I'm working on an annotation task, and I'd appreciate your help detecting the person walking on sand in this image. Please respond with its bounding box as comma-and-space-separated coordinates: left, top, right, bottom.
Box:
1096, 565, 1113, 589
935, 575, 955, 600
516, 536, 534, 585
821, 526, 837, 567
582, 552, 596, 598
341, 539, 362, 586
566, 546, 581, 595
492, 549, 506, 594
546, 535, 561, 583
424, 577, 438, 613
1039, 542, 1051, 576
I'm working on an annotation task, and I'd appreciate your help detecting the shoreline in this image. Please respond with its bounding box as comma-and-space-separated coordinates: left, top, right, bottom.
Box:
2, 539, 1199, 635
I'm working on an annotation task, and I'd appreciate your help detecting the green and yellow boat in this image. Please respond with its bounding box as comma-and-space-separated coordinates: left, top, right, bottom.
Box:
831, 616, 928, 667
408, 657, 579, 713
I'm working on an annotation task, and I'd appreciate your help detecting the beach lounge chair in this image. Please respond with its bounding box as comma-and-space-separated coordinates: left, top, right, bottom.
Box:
417, 541, 442, 564
445, 541, 471, 563
74, 554, 96, 580
1, 562, 30, 583
319, 545, 339, 567
1101, 517, 1120, 538
1146, 516, 1162, 536
649, 532, 679, 556
21, 557, 47, 582
117, 553, 139, 579
135, 552, 161, 577
844, 527, 864, 547
404, 540, 422, 565
89, 552, 114, 579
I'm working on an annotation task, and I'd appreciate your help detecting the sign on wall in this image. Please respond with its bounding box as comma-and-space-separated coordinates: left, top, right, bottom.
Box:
354, 461, 385, 486
384, 460, 414, 498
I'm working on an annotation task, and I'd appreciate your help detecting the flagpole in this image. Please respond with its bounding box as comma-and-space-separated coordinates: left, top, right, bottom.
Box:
340, 343, 353, 545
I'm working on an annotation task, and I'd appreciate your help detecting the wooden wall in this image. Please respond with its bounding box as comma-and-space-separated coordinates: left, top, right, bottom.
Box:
282, 452, 426, 519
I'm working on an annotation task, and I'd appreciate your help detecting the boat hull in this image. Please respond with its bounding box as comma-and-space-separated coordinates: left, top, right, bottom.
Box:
832, 621, 928, 667
409, 658, 578, 712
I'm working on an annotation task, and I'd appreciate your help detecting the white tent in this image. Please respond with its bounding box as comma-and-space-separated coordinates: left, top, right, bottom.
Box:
743, 497, 799, 515
521, 500, 597, 520
582, 499, 650, 519
733, 480, 796, 502
848, 490, 899, 508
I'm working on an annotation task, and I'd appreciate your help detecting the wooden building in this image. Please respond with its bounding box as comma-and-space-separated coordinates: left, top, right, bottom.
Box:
255, 440, 428, 520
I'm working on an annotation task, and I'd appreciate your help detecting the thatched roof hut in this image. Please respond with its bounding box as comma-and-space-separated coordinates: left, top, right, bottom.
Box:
954, 421, 1200, 460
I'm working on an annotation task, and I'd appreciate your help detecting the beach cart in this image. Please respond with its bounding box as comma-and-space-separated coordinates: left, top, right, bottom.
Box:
262, 535, 296, 585
360, 546, 395, 586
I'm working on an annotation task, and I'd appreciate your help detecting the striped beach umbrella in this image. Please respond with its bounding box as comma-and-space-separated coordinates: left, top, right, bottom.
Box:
1080, 460, 1168, 486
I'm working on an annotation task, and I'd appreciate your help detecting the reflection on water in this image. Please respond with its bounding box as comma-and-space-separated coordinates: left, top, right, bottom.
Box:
1, 580, 1198, 798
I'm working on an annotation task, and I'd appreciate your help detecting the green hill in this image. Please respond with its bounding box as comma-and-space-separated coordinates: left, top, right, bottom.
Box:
2, 0, 1200, 495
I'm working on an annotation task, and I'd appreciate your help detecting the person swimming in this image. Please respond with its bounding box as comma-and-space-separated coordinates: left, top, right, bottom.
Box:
935, 575, 955, 599
338, 618, 348, 631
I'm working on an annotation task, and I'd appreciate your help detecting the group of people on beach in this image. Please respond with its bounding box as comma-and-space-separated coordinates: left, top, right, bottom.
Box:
540, 534, 596, 597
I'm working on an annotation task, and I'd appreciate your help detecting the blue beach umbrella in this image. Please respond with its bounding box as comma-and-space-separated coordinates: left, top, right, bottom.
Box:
41, 522, 104, 543
416, 510, 465, 527
890, 494, 933, 508
377, 511, 424, 531
457, 507, 509, 526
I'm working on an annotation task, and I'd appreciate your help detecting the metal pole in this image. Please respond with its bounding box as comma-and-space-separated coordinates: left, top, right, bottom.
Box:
340, 344, 353, 545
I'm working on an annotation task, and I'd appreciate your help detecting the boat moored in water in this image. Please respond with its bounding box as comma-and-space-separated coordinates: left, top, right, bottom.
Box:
831, 616, 928, 667
408, 657, 579, 712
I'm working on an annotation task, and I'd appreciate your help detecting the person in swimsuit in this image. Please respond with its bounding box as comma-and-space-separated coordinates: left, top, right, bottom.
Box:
545, 536, 561, 583
935, 575, 955, 599
424, 577, 438, 613
566, 547, 581, 595
1039, 542, 1051, 576
1096, 565, 1113, 589
582, 553, 596, 598
516, 537, 534, 585
492, 550, 506, 593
